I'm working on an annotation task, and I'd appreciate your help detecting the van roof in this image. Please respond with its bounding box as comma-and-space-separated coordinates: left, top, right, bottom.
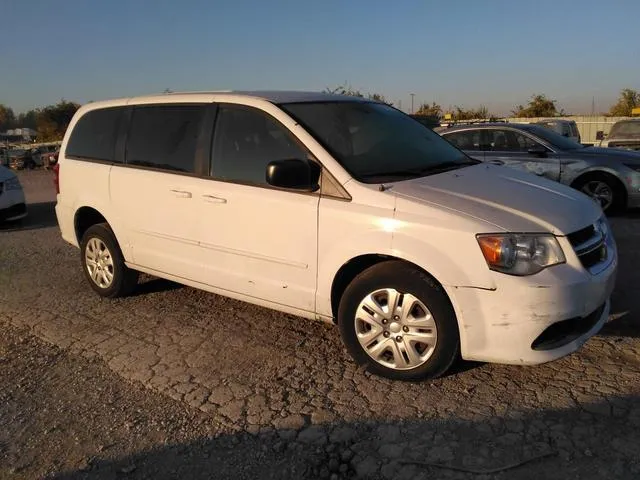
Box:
79, 90, 371, 111
168, 90, 368, 103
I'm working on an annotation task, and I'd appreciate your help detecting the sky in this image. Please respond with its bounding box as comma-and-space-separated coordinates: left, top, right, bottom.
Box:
2, 0, 639, 116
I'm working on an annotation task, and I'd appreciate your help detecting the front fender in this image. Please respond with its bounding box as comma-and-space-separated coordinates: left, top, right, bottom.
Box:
315, 203, 496, 318
564, 163, 627, 187
390, 231, 495, 290
316, 217, 394, 318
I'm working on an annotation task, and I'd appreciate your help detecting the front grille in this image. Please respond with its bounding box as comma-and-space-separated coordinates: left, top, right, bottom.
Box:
567, 223, 607, 272
531, 303, 605, 351
567, 225, 595, 247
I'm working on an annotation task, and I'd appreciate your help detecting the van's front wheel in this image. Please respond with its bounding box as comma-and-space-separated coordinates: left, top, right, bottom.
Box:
338, 261, 459, 381
80, 223, 139, 298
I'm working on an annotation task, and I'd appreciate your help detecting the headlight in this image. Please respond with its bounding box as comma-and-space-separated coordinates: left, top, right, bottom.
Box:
623, 163, 640, 172
3, 176, 22, 191
476, 233, 565, 276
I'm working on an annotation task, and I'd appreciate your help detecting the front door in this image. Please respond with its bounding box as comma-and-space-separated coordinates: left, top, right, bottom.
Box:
190, 104, 319, 313
482, 128, 561, 181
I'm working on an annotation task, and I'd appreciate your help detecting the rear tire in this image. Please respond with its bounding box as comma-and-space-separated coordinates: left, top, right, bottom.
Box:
337, 261, 459, 381
80, 223, 139, 298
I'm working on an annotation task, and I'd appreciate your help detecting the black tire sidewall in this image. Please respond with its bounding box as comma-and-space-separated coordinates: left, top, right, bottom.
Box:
577, 176, 624, 214
80, 223, 132, 298
338, 261, 460, 381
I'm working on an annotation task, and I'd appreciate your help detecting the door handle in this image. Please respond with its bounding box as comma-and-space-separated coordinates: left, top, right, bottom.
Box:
170, 189, 192, 198
202, 194, 227, 204
487, 159, 504, 165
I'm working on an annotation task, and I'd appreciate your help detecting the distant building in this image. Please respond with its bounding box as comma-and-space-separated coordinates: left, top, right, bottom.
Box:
1, 128, 37, 142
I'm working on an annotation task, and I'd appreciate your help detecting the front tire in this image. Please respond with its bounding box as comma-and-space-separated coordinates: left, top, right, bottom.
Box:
575, 174, 625, 214
80, 223, 139, 298
337, 261, 459, 381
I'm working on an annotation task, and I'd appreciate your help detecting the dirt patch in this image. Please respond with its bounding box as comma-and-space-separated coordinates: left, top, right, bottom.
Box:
0, 320, 314, 479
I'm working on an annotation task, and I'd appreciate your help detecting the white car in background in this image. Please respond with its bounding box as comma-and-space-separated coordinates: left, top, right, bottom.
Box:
0, 165, 27, 223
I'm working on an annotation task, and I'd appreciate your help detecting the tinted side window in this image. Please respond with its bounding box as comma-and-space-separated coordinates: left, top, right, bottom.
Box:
570, 123, 580, 137
211, 106, 307, 185
126, 105, 204, 173
66, 107, 124, 162
444, 131, 482, 151
487, 129, 538, 152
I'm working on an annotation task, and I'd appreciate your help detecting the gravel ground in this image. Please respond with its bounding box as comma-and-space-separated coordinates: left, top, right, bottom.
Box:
1, 170, 640, 479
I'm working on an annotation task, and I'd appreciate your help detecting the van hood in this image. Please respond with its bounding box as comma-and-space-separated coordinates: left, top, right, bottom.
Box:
391, 164, 601, 235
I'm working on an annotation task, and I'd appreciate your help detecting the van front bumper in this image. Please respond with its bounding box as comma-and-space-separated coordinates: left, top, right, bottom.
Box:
450, 240, 617, 365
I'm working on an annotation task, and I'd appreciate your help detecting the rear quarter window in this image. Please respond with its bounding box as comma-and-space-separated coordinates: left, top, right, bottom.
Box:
65, 107, 124, 162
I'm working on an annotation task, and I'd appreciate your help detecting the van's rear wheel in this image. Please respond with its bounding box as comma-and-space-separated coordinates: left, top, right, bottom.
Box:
80, 223, 138, 298
337, 261, 459, 381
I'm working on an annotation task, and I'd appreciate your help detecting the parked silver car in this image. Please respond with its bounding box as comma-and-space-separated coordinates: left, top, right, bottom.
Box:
599, 119, 640, 151
437, 122, 640, 213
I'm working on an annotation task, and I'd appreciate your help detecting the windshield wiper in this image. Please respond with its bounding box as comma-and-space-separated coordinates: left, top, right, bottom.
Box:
360, 160, 478, 180
421, 159, 480, 174
360, 159, 482, 178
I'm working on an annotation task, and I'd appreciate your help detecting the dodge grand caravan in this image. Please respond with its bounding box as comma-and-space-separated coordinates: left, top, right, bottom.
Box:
55, 91, 617, 380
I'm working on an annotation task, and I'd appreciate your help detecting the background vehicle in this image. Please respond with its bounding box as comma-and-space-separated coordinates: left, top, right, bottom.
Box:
438, 122, 640, 213
408, 114, 440, 129
55, 91, 615, 381
0, 164, 27, 222
599, 119, 640, 151
7, 149, 31, 169
33, 145, 60, 169
533, 119, 581, 143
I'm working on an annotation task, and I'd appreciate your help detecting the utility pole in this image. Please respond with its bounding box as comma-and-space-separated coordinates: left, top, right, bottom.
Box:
410, 93, 415, 114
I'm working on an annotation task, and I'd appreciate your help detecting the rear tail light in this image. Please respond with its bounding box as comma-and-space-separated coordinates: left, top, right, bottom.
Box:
53, 163, 60, 194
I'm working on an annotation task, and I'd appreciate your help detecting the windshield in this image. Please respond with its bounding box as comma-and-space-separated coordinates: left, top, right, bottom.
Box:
520, 124, 585, 150
609, 121, 640, 138
280, 101, 477, 183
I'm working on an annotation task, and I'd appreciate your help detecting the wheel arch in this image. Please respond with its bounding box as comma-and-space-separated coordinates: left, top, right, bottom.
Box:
329, 254, 452, 323
74, 206, 108, 245
570, 169, 628, 209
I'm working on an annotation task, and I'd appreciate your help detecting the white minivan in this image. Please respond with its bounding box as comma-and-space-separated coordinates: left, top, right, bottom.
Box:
55, 91, 617, 380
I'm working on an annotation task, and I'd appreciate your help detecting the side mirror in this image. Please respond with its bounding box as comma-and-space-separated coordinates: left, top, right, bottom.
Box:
527, 145, 548, 156
266, 159, 321, 191
595, 131, 605, 141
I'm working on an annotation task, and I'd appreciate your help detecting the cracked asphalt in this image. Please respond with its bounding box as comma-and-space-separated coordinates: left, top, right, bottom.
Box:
2, 170, 640, 479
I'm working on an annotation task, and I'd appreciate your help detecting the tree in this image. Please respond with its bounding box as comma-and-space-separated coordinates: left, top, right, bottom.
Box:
324, 84, 392, 105
452, 105, 492, 120
325, 84, 365, 98
511, 94, 561, 117
608, 88, 640, 116
414, 101, 442, 118
35, 100, 80, 141
368, 93, 392, 105
16, 109, 39, 130
0, 104, 16, 132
